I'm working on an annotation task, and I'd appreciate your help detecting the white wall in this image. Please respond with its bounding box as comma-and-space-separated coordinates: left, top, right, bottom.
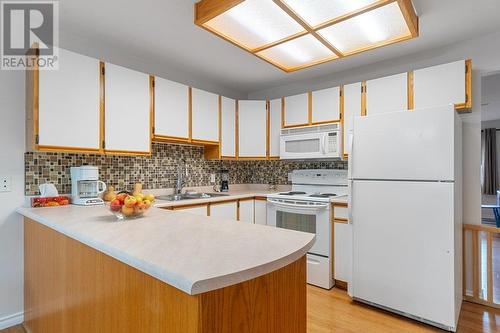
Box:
481, 73, 500, 122
0, 70, 25, 328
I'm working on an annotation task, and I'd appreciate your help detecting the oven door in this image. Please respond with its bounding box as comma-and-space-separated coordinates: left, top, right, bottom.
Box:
267, 198, 330, 257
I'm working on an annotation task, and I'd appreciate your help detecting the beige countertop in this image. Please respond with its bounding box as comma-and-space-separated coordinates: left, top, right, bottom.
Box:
153, 188, 282, 208
151, 184, 348, 208
17, 203, 314, 296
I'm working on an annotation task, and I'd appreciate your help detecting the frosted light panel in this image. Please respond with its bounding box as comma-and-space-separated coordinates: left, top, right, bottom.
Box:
204, 0, 305, 49
283, 0, 379, 27
318, 2, 411, 54
257, 34, 335, 69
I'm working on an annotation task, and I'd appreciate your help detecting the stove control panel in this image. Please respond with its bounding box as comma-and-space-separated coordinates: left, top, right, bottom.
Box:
291, 169, 348, 186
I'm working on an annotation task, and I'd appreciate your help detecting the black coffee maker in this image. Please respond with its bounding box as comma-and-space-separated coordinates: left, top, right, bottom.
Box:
220, 169, 229, 192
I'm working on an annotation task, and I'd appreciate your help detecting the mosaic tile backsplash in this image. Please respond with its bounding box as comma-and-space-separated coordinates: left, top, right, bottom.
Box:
25, 142, 347, 195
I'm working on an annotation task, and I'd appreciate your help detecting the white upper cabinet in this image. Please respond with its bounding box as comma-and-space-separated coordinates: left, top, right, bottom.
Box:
154, 77, 189, 139
284, 93, 308, 127
414, 60, 467, 109
366, 73, 407, 115
238, 100, 267, 158
191, 88, 219, 142
104, 63, 151, 153
38, 48, 100, 150
312, 86, 340, 123
221, 97, 236, 157
342, 82, 362, 156
269, 99, 282, 158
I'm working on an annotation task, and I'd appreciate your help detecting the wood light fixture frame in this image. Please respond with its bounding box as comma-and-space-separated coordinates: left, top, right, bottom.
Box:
194, 0, 418, 72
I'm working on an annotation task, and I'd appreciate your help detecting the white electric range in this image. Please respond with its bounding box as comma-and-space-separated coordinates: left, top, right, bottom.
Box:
267, 169, 348, 289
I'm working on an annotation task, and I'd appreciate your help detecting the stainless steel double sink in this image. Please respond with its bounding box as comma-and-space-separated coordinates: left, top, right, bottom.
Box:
156, 192, 229, 202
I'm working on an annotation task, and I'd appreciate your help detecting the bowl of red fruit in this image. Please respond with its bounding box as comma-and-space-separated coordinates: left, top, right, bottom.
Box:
109, 191, 155, 220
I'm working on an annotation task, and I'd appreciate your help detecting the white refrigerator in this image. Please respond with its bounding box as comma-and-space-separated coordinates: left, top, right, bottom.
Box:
348, 105, 463, 332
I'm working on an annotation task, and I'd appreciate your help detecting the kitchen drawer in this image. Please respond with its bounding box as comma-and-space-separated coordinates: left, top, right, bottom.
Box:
307, 254, 333, 289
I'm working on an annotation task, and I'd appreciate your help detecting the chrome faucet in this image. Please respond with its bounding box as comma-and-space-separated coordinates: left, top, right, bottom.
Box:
174, 159, 187, 195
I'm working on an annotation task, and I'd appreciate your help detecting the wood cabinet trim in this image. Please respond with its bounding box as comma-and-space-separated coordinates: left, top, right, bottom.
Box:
282, 123, 312, 129
104, 149, 152, 156
266, 100, 270, 158
254, 196, 268, 201
308, 91, 313, 125
172, 203, 209, 210
340, 85, 345, 157
361, 81, 367, 116
455, 59, 473, 111
238, 197, 254, 202
407, 71, 414, 110
149, 75, 155, 148
281, 97, 285, 129
99, 61, 105, 153
188, 87, 193, 141
208, 199, 239, 206
37, 145, 101, 154
153, 135, 191, 143
235, 100, 239, 159
217, 95, 222, 159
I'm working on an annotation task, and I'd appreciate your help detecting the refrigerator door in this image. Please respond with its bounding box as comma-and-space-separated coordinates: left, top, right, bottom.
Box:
351, 105, 455, 181
352, 180, 456, 329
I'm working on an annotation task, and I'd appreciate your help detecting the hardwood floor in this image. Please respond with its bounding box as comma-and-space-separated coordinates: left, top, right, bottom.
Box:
3, 287, 499, 333
0, 326, 24, 333
308, 286, 500, 333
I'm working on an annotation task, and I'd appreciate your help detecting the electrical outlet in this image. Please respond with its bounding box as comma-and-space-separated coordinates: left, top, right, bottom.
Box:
210, 173, 216, 183
0, 176, 12, 192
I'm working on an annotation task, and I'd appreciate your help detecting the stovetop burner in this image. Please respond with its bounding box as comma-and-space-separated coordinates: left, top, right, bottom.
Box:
278, 191, 307, 195
308, 193, 338, 198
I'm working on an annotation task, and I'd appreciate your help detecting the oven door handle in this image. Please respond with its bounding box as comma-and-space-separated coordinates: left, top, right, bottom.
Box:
267, 199, 329, 211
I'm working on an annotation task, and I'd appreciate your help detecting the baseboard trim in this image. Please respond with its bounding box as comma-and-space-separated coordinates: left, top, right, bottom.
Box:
0, 311, 24, 330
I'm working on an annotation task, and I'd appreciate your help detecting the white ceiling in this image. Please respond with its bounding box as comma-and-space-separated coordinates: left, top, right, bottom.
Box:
58, 0, 500, 97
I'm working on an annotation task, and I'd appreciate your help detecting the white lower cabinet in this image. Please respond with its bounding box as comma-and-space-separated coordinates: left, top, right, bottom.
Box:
254, 200, 267, 225
210, 201, 237, 220
334, 222, 352, 284
238, 200, 254, 223
175, 205, 208, 216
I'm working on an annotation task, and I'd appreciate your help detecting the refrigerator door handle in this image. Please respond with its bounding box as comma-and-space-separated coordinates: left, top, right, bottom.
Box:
347, 130, 353, 178
348, 180, 353, 223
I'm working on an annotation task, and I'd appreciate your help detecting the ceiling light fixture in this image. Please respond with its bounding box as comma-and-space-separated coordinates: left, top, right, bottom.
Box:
195, 0, 418, 73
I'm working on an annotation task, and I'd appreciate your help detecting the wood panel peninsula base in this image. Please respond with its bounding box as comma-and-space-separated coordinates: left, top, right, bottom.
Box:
23, 218, 307, 333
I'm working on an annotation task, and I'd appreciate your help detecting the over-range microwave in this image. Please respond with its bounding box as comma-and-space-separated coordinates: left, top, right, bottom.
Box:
280, 124, 342, 160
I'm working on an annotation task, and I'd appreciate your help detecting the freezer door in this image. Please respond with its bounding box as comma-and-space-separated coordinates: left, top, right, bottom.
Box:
352, 180, 456, 328
351, 105, 455, 181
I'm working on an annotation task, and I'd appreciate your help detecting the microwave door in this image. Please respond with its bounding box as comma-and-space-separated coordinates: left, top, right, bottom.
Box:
280, 133, 323, 159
